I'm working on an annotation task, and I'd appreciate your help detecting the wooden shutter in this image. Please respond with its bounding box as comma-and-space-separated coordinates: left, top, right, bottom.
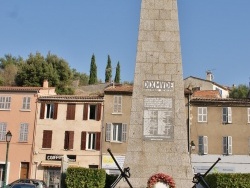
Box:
42, 130, 52, 148
228, 107, 232, 123
64, 131, 69, 149
106, 123, 111, 141
83, 103, 88, 120
203, 136, 208, 154
68, 131, 74, 149
96, 132, 101, 150
81, 132, 86, 150
66, 104, 76, 120
222, 107, 228, 123
40, 103, 45, 119
198, 136, 204, 154
223, 137, 227, 154
122, 124, 127, 142
96, 103, 102, 121
53, 103, 58, 120
228, 136, 232, 154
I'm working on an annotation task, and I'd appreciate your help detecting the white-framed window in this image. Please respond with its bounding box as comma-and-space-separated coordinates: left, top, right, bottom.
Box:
248, 108, 250, 123
198, 107, 207, 122
113, 95, 122, 113
22, 97, 31, 110
222, 107, 232, 123
198, 136, 208, 155
0, 122, 7, 141
0, 96, 11, 110
223, 136, 232, 155
87, 133, 97, 150
19, 123, 28, 142
106, 123, 127, 142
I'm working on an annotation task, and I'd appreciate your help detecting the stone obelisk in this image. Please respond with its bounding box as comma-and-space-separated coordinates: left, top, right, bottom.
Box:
117, 0, 193, 187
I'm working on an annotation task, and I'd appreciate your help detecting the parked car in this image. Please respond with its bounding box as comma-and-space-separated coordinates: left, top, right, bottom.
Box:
10, 183, 36, 188
7, 179, 47, 188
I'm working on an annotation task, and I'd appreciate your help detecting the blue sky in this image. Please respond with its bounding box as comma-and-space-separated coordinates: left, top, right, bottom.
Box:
0, 1, 250, 87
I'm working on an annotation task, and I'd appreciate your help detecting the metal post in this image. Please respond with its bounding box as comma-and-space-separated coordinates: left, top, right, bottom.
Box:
3, 141, 10, 188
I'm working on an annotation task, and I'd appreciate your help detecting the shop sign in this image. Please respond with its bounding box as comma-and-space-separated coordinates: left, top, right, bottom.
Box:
46, 154, 76, 162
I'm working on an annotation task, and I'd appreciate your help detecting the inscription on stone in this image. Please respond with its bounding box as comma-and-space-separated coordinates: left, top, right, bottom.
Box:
144, 80, 174, 91
143, 97, 174, 141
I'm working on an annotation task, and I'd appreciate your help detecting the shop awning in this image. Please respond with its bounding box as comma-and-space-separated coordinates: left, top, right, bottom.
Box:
40, 161, 79, 167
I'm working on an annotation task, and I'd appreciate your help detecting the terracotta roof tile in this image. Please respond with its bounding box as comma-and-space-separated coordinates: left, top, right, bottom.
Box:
0, 86, 54, 92
192, 90, 221, 99
104, 84, 133, 93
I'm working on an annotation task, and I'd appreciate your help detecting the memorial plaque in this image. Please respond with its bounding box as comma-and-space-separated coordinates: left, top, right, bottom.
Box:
143, 97, 174, 141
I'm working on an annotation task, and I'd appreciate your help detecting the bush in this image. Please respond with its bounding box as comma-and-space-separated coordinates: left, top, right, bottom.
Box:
65, 167, 106, 188
205, 173, 250, 188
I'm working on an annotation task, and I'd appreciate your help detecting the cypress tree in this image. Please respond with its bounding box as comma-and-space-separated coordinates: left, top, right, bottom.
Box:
88, 54, 98, 85
105, 55, 112, 83
114, 61, 120, 84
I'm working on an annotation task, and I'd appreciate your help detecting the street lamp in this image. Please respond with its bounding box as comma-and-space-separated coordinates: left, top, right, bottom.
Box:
3, 131, 12, 188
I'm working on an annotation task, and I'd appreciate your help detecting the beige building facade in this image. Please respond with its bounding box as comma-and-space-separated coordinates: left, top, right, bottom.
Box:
32, 95, 104, 187
0, 83, 56, 186
189, 97, 250, 174
101, 85, 132, 175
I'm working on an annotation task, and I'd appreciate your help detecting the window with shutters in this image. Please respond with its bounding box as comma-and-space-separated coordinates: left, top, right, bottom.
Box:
22, 97, 31, 110
248, 108, 250, 123
113, 95, 122, 113
40, 103, 58, 119
198, 136, 208, 155
81, 132, 101, 151
19, 123, 28, 142
222, 107, 232, 124
64, 131, 74, 150
42, 130, 52, 148
106, 123, 127, 142
0, 96, 11, 110
198, 107, 207, 122
66, 104, 76, 120
83, 103, 101, 121
223, 136, 232, 155
0, 122, 7, 141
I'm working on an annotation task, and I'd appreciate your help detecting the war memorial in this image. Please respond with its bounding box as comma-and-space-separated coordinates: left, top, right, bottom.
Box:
116, 0, 193, 187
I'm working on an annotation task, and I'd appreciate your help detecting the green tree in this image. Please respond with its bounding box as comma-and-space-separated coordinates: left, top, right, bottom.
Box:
72, 68, 89, 86
114, 61, 120, 83
229, 84, 249, 98
1, 64, 18, 86
105, 55, 112, 83
88, 54, 98, 85
0, 54, 23, 69
15, 52, 74, 94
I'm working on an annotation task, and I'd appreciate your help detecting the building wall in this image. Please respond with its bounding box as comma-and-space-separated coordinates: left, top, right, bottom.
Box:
32, 100, 103, 185
189, 100, 250, 173
0, 92, 37, 185
102, 91, 132, 174
184, 77, 229, 98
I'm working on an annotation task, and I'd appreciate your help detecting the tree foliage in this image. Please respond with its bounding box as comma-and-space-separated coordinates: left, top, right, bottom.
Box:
0, 54, 23, 69
114, 61, 120, 83
72, 68, 89, 86
229, 84, 249, 98
15, 52, 74, 94
105, 55, 112, 83
89, 54, 98, 85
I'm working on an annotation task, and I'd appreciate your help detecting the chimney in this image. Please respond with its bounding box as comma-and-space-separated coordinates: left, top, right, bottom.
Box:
206, 71, 213, 81
43, 79, 49, 88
